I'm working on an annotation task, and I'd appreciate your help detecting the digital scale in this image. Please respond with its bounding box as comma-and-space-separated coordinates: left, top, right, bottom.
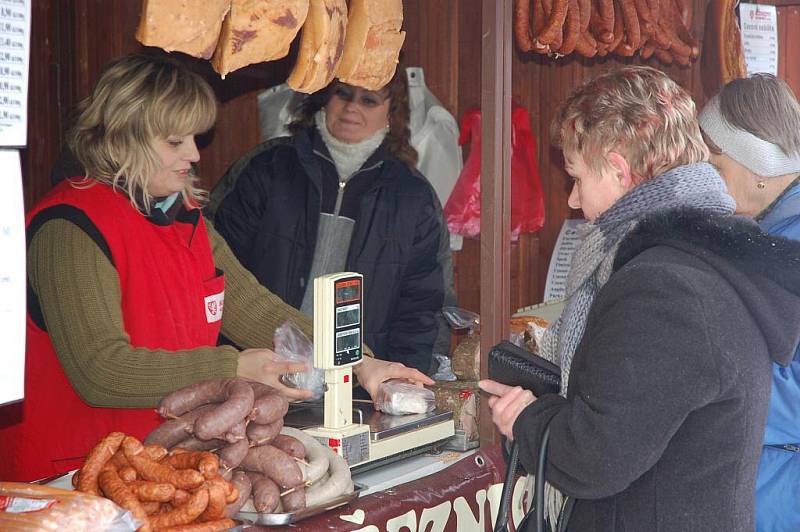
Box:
296, 272, 455, 470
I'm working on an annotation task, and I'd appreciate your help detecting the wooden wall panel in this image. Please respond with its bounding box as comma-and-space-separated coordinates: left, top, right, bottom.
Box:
21, 0, 800, 320
778, 6, 800, 97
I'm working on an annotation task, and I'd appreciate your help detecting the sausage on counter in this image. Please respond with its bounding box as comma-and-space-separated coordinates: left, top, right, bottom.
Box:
240, 444, 303, 490
193, 380, 255, 441
224, 470, 252, 517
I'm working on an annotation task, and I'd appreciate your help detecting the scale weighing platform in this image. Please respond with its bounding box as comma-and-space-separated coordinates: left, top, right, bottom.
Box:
293, 272, 455, 471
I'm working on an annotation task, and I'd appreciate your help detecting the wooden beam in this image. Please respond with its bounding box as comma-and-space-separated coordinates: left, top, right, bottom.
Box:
757, 0, 800, 6
479, 0, 513, 447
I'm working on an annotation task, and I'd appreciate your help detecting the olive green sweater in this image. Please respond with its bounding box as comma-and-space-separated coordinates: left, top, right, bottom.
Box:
27, 218, 313, 408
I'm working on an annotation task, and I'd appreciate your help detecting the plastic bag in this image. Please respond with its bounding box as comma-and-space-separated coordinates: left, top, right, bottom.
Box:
0, 482, 139, 531
442, 306, 480, 333
375, 380, 436, 415
273, 321, 325, 400
444, 104, 546, 240
431, 354, 457, 381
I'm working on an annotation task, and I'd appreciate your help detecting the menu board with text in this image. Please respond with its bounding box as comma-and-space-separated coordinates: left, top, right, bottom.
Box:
0, 0, 29, 147
739, 3, 778, 77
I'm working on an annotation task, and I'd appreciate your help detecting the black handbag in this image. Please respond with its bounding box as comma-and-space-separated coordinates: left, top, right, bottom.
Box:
488, 341, 572, 532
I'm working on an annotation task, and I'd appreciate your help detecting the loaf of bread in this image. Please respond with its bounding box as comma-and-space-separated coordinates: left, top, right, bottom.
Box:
286, 0, 348, 94
335, 0, 405, 91
212, 0, 310, 78
430, 381, 480, 442
135, 0, 231, 60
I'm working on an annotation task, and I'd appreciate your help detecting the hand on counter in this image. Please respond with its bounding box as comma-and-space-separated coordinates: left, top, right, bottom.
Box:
236, 348, 316, 401
354, 357, 435, 410
479, 379, 537, 441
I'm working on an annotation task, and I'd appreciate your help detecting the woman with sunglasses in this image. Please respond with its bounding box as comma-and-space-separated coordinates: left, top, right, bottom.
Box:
210, 69, 445, 377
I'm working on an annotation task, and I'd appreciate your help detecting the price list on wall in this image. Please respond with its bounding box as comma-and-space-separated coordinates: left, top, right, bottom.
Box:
739, 3, 778, 77
0, 0, 29, 146
0, 0, 28, 406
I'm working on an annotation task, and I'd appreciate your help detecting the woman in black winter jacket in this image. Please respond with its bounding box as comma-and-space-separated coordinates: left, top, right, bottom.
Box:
480, 66, 800, 531
210, 68, 444, 375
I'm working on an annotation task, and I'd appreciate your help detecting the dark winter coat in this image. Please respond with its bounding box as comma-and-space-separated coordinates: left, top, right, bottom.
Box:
514, 209, 800, 532
210, 129, 444, 373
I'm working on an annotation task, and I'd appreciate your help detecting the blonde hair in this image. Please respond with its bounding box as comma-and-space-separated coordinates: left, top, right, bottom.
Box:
551, 66, 708, 184
716, 74, 800, 157
68, 53, 217, 212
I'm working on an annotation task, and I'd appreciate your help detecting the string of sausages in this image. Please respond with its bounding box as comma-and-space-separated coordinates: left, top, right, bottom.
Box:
73, 432, 237, 532
514, 0, 699, 64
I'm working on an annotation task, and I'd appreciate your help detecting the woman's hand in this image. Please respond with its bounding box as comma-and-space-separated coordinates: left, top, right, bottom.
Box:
479, 379, 537, 441
237, 348, 315, 401
354, 357, 434, 409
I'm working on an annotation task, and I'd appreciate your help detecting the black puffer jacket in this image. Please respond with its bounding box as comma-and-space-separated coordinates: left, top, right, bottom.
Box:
514, 209, 800, 532
210, 128, 444, 373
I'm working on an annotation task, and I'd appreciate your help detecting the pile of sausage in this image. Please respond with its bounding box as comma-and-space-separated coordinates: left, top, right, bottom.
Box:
514, 0, 699, 65
144, 378, 354, 517
73, 432, 238, 532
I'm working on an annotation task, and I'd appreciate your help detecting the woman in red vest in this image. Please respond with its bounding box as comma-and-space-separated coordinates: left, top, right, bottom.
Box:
0, 53, 432, 482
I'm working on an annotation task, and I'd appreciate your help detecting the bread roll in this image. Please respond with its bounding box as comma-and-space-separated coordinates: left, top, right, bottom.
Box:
135, 0, 231, 60
212, 0, 310, 79
335, 0, 405, 91
286, 0, 348, 94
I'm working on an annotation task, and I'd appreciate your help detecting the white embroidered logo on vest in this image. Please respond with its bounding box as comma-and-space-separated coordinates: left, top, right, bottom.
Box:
204, 291, 224, 323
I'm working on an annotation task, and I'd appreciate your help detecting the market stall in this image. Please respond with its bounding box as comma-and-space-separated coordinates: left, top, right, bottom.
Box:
3, 0, 800, 530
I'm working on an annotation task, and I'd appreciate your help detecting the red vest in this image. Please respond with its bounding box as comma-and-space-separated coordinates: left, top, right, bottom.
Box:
0, 181, 224, 481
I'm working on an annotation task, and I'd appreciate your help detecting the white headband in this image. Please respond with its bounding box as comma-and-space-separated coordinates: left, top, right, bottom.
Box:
698, 95, 800, 177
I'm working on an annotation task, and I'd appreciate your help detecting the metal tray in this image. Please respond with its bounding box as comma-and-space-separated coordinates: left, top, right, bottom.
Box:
235, 483, 363, 526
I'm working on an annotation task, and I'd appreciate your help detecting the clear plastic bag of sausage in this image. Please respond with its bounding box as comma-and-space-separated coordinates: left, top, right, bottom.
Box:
374, 379, 435, 416
0, 482, 140, 531
273, 320, 325, 400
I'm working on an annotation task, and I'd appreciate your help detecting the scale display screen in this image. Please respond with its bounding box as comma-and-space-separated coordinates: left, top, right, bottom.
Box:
336, 328, 361, 353
336, 304, 360, 328
332, 277, 362, 366
336, 280, 361, 304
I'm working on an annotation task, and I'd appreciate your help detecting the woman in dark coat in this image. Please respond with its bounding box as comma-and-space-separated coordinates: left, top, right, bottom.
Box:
211, 68, 444, 374
480, 66, 800, 531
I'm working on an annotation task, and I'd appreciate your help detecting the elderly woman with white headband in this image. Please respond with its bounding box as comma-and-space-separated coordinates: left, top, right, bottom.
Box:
699, 74, 800, 532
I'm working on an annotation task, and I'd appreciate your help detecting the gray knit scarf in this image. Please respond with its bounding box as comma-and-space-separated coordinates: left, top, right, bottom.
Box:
534, 162, 735, 528
540, 162, 735, 394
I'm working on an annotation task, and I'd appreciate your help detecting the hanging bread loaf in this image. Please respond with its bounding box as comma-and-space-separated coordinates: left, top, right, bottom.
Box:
335, 0, 406, 91
135, 0, 231, 60
286, 0, 348, 94
212, 0, 310, 79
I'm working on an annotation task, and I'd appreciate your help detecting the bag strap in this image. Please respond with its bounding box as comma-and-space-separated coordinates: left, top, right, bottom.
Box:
494, 423, 555, 532
493, 440, 519, 532
535, 426, 550, 532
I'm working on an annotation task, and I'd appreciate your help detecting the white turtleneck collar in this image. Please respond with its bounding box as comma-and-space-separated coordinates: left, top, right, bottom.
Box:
314, 109, 387, 182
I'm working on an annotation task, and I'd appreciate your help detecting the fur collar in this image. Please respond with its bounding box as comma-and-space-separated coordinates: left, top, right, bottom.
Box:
615, 207, 800, 366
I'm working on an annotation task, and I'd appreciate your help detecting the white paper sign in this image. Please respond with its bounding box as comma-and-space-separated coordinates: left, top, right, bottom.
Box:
0, 149, 26, 405
543, 218, 585, 302
739, 3, 778, 77
0, 0, 30, 147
